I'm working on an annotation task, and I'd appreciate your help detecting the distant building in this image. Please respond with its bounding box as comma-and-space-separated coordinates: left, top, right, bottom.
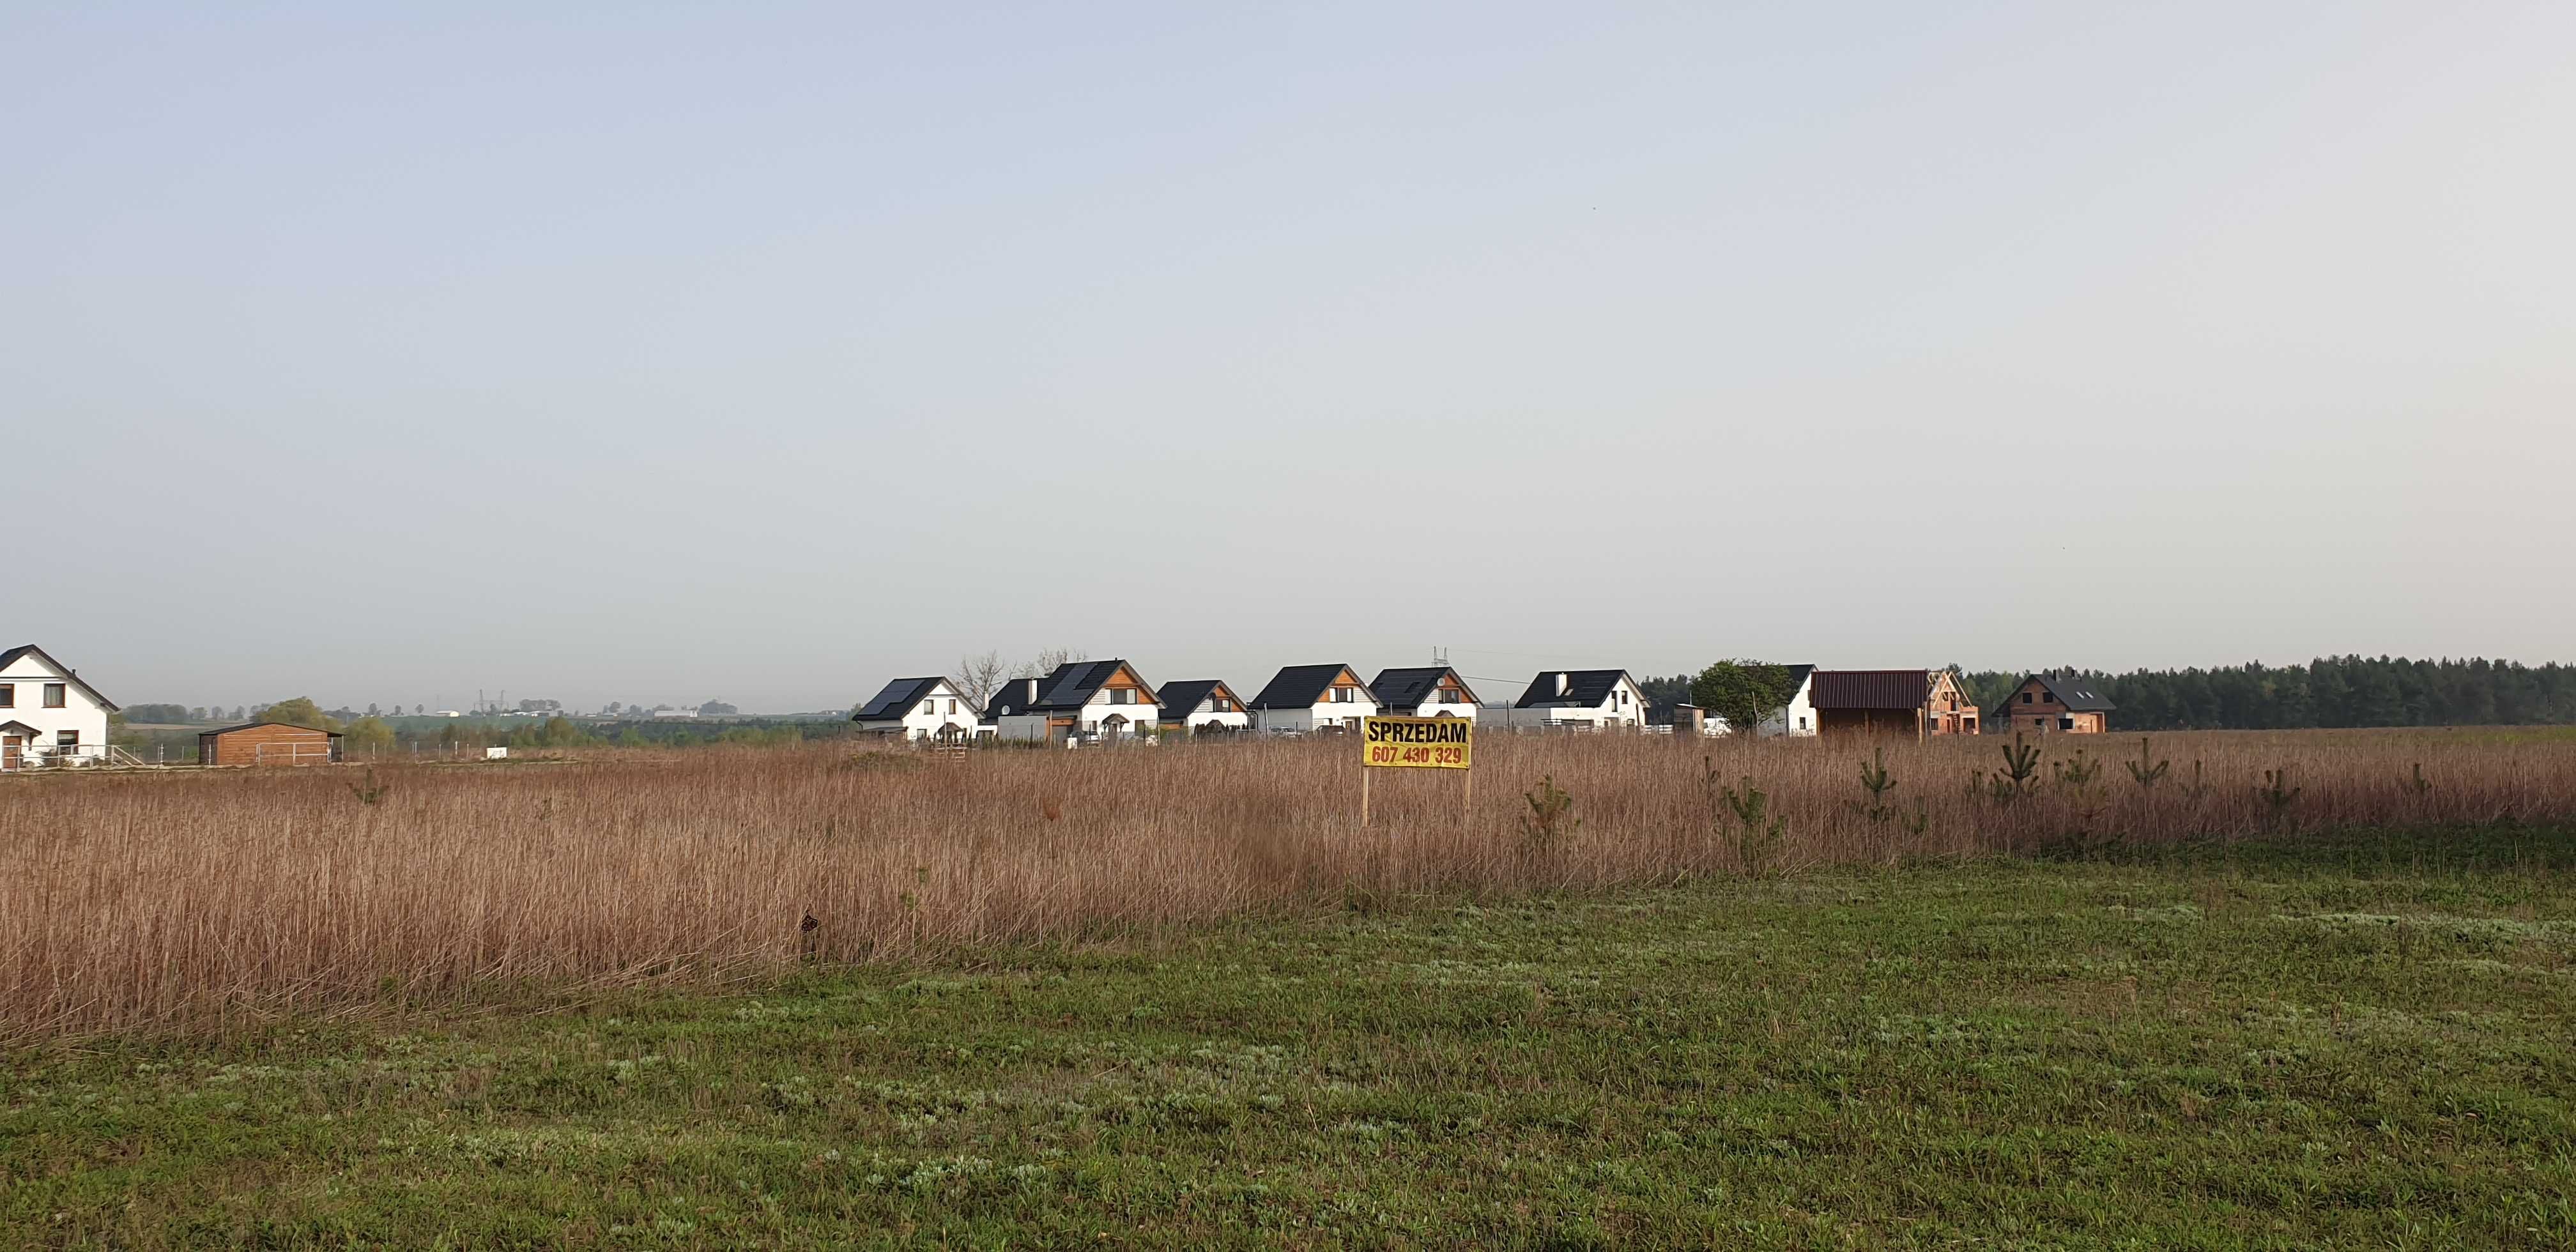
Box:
1499, 669, 1649, 730
1753, 664, 1820, 737
1246, 664, 1378, 735
1154, 680, 1251, 734
1993, 673, 2116, 733
996, 659, 1159, 744
850, 676, 983, 741
0, 643, 117, 770
1368, 666, 1481, 721
1809, 669, 1977, 737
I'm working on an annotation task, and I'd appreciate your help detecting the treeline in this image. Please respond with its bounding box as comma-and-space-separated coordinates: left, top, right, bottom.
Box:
1640, 657, 2576, 731
1958, 657, 2576, 731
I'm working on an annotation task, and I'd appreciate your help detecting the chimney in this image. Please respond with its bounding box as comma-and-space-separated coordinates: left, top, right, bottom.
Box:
1554, 672, 1570, 697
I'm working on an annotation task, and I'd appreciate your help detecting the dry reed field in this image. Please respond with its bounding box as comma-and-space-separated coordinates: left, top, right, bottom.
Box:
4, 729, 2572, 1040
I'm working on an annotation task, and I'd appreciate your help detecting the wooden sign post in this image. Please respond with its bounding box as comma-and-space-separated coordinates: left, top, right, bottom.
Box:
1359, 715, 1474, 828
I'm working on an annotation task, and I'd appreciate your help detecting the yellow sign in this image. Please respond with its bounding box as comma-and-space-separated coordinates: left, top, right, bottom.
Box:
1361, 715, 1473, 770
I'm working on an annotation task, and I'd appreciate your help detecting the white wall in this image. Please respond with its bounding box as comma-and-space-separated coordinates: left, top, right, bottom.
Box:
856, 680, 982, 740
1172, 699, 1251, 731
1388, 693, 1478, 721
0, 648, 113, 765
1495, 676, 1646, 729
1756, 680, 1820, 737
1254, 693, 1376, 735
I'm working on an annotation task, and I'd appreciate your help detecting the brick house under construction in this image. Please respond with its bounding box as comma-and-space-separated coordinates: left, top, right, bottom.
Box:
1809, 669, 1979, 737
1992, 673, 2116, 733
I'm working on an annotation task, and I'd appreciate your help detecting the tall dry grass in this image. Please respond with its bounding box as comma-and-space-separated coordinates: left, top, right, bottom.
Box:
4, 729, 2572, 1039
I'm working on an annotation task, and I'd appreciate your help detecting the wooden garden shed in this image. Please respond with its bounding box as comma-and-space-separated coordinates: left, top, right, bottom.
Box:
199, 721, 344, 767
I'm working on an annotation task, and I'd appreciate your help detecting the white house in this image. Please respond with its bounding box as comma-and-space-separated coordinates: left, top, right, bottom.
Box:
1496, 669, 1649, 730
1153, 679, 1250, 734
0, 643, 118, 769
1752, 664, 1820, 737
1368, 666, 1480, 721
850, 676, 983, 741
1246, 664, 1378, 735
993, 659, 1159, 744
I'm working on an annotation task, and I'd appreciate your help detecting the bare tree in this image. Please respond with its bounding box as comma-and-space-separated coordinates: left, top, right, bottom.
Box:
1013, 647, 1089, 680
956, 650, 1008, 708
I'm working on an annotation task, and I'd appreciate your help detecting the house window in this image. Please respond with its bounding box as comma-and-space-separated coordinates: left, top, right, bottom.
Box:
2060, 717, 2075, 731
919, 700, 933, 715
0, 683, 12, 707
2021, 692, 2033, 704
946, 699, 957, 714
1109, 688, 1136, 705
56, 730, 78, 747
1797, 716, 1809, 730
44, 684, 66, 708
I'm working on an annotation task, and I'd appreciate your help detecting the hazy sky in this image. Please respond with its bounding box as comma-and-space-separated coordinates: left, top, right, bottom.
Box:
8, 3, 2572, 712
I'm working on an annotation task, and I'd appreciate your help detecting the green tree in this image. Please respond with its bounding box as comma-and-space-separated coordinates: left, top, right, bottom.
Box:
344, 716, 395, 752
256, 698, 342, 732
1690, 661, 1795, 735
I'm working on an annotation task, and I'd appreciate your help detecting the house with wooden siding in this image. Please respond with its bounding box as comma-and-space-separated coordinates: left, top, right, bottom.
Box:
1992, 673, 2116, 733
850, 676, 983, 741
1368, 666, 1480, 721
995, 659, 1159, 744
199, 721, 343, 767
1809, 669, 1978, 737
1246, 664, 1377, 735
1499, 669, 1649, 730
0, 643, 117, 769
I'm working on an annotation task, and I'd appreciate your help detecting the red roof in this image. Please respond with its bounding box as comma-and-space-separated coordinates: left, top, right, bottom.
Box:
1809, 669, 1931, 710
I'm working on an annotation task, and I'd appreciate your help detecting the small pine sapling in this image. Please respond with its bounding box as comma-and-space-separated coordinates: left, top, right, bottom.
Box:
2402, 763, 2432, 795
2125, 737, 2170, 790
1520, 775, 1580, 859
1710, 770, 1786, 876
1987, 733, 2043, 804
2258, 768, 2303, 828
2052, 747, 2104, 795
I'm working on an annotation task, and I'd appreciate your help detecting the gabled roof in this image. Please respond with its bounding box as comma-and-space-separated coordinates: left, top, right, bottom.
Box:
1247, 664, 1361, 710
1370, 666, 1479, 710
0, 720, 42, 738
1781, 664, 1816, 696
0, 644, 118, 712
852, 676, 960, 722
201, 720, 344, 738
1809, 669, 1931, 711
1996, 673, 2118, 714
1515, 669, 1637, 709
984, 677, 1043, 720
1030, 659, 1154, 711
1154, 679, 1239, 717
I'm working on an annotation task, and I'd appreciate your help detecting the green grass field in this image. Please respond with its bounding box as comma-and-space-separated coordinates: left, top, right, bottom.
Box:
7, 827, 2574, 1248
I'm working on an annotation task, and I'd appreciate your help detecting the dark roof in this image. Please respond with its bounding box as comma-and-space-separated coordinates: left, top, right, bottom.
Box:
983, 677, 1043, 720
852, 676, 952, 722
0, 644, 118, 712
1809, 669, 1931, 710
1031, 659, 1154, 711
1246, 664, 1358, 710
1514, 669, 1636, 708
0, 719, 41, 738
199, 721, 343, 738
1996, 673, 2118, 714
1370, 666, 1478, 710
1781, 664, 1815, 696
1154, 679, 1239, 716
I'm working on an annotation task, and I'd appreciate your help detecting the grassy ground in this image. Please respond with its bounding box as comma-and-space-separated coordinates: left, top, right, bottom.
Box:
6, 827, 2574, 1249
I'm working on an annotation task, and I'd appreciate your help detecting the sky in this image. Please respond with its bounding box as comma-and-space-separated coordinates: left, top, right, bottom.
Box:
6, 2, 2572, 712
